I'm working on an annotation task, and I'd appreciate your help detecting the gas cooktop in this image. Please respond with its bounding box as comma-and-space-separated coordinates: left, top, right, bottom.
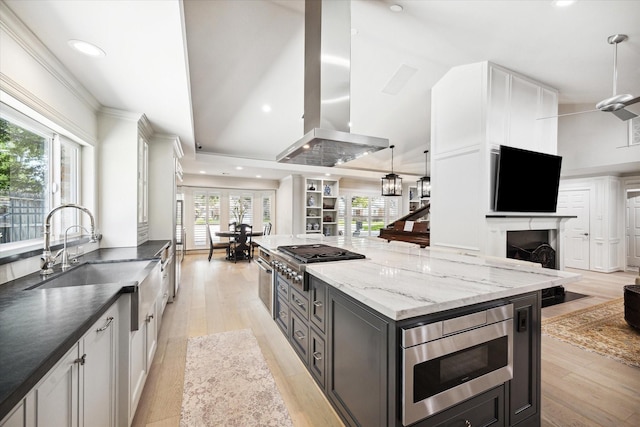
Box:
276, 244, 366, 264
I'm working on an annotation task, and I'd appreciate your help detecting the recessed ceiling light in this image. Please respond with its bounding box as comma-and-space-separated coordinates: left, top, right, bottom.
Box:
390, 4, 403, 12
303, 144, 310, 149
235, 166, 243, 170
199, 170, 206, 174
262, 104, 272, 113
552, 0, 576, 6
325, 173, 331, 176
68, 39, 106, 57
256, 175, 262, 178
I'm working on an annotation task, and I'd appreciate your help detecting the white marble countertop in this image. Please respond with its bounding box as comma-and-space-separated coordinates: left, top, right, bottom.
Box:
254, 235, 581, 321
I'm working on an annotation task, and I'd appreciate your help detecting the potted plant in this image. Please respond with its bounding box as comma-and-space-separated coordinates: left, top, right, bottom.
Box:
232, 199, 248, 224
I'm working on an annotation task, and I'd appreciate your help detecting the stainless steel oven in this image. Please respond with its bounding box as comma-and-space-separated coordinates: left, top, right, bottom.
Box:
256, 248, 273, 316
401, 304, 513, 425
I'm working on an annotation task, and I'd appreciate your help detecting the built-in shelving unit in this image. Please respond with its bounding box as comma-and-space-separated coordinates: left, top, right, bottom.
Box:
408, 185, 429, 213
305, 178, 339, 236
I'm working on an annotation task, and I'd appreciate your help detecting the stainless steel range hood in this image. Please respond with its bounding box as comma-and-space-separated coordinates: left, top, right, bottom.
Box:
276, 0, 389, 167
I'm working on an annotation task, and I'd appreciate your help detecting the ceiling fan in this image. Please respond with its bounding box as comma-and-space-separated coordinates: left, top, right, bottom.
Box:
540, 34, 639, 121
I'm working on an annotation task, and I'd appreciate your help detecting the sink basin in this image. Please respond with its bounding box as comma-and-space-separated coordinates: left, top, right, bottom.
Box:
30, 260, 155, 290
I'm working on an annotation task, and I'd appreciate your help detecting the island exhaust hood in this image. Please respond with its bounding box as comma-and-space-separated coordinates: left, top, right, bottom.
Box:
276, 0, 389, 167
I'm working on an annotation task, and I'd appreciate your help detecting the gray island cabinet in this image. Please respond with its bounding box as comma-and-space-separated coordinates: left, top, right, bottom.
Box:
257, 235, 579, 427
279, 273, 540, 427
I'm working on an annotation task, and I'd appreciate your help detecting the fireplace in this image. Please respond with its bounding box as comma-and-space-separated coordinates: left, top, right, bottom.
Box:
485, 214, 575, 271
506, 230, 557, 269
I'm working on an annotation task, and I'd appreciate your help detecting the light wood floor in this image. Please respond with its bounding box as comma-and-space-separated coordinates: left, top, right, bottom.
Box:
132, 254, 640, 427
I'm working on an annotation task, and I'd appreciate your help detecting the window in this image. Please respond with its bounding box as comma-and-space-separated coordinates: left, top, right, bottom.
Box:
349, 194, 400, 237
0, 104, 81, 247
229, 194, 253, 225
193, 191, 220, 246
261, 194, 273, 233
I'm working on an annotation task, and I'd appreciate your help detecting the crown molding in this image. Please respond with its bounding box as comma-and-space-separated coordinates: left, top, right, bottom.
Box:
0, 2, 101, 113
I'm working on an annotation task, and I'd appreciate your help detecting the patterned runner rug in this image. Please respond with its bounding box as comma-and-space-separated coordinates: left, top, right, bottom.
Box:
180, 329, 294, 426
542, 298, 640, 368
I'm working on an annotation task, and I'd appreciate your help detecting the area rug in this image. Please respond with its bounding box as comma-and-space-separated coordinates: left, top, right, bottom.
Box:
180, 329, 294, 426
542, 298, 640, 368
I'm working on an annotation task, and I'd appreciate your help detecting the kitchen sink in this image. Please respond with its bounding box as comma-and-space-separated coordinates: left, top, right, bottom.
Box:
28, 260, 155, 290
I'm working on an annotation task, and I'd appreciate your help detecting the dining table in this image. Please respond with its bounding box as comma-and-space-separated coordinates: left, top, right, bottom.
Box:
213, 227, 263, 261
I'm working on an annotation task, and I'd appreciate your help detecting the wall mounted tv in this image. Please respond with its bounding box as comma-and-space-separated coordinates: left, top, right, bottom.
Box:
493, 145, 562, 213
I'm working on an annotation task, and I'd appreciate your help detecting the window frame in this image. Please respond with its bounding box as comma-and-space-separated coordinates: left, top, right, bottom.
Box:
0, 102, 83, 253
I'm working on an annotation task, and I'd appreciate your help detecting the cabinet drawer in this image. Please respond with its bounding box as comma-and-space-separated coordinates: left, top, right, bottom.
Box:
419, 385, 505, 427
275, 291, 289, 336
289, 286, 309, 319
275, 274, 289, 299
289, 311, 309, 364
309, 277, 327, 332
309, 327, 326, 389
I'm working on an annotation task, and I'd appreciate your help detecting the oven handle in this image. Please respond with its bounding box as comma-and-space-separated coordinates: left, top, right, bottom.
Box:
256, 258, 272, 274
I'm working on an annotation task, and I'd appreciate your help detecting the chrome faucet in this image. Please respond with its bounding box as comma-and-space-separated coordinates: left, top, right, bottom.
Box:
61, 225, 89, 270
41, 204, 99, 275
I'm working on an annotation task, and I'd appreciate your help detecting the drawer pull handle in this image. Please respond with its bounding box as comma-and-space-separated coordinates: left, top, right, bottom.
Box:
74, 354, 86, 366
313, 301, 323, 308
293, 297, 305, 307
312, 351, 323, 361
96, 316, 114, 332
278, 285, 287, 292
279, 311, 287, 319
294, 330, 305, 340
146, 313, 154, 323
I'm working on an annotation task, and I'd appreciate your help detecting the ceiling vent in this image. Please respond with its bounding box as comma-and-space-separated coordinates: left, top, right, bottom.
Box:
276, 0, 389, 167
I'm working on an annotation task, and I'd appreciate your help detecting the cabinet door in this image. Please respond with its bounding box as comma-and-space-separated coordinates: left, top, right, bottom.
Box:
145, 306, 158, 369
415, 385, 505, 427
309, 276, 327, 332
1, 401, 24, 427
327, 288, 389, 427
82, 306, 117, 427
129, 325, 147, 422
275, 290, 289, 336
35, 344, 79, 427
509, 292, 540, 426
289, 311, 310, 364
309, 327, 326, 389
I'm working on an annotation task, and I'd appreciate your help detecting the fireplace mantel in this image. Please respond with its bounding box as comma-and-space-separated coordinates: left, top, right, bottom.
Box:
485, 214, 576, 270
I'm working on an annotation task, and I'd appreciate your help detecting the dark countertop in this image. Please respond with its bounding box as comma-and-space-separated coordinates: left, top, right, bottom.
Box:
0, 240, 170, 420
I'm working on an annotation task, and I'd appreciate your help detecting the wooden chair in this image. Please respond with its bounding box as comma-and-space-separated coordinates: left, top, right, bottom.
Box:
251, 222, 272, 258
208, 226, 230, 261
229, 224, 253, 263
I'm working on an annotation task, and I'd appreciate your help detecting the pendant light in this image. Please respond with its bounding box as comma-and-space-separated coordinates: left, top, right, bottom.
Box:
381, 145, 402, 196
417, 149, 431, 198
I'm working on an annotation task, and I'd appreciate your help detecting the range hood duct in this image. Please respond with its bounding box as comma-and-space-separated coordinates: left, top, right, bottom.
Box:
276, 0, 389, 167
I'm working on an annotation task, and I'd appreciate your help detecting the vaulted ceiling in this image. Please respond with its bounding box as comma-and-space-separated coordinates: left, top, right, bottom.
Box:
5, 0, 640, 180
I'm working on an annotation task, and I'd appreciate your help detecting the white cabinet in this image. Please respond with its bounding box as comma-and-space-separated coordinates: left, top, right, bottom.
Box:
6, 303, 120, 427
304, 178, 339, 236
35, 344, 79, 427
82, 310, 118, 427
98, 109, 153, 247
126, 262, 161, 426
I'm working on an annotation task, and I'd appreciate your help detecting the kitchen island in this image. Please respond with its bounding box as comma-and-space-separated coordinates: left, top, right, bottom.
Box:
255, 235, 581, 427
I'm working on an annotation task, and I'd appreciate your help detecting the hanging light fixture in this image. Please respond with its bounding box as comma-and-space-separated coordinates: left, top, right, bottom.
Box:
417, 149, 431, 198
381, 145, 402, 196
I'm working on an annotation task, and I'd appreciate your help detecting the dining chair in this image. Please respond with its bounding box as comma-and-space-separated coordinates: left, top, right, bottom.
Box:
251, 222, 272, 258
208, 225, 230, 262
230, 223, 253, 263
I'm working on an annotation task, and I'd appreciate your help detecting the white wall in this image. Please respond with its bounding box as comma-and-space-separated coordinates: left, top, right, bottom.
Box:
0, 2, 98, 146
557, 103, 640, 175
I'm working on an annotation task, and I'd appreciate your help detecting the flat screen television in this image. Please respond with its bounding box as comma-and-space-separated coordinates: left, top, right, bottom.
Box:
493, 145, 562, 213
